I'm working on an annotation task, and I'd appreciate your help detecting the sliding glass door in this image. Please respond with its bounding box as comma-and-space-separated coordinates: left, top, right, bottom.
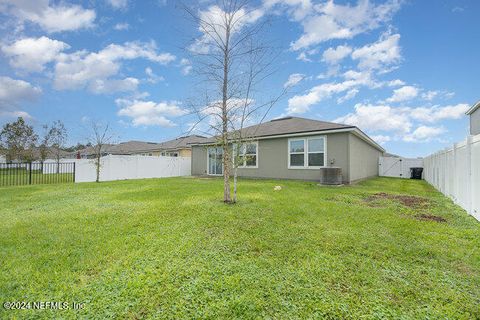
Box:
208, 147, 223, 175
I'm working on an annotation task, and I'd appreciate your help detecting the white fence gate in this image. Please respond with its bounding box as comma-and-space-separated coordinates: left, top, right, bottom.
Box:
75, 155, 191, 183
423, 134, 480, 221
379, 156, 423, 178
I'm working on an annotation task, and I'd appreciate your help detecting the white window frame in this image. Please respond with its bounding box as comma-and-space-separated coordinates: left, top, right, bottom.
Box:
288, 136, 327, 169
233, 141, 258, 169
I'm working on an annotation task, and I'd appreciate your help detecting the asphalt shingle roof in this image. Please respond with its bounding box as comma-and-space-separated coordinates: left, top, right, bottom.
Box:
199, 117, 355, 144
76, 135, 209, 155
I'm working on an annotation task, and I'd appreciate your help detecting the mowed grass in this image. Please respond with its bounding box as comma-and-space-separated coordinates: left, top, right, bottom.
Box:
0, 177, 479, 319
0, 170, 74, 186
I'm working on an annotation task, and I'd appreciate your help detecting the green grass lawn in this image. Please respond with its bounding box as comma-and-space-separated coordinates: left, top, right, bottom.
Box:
0, 170, 74, 186
0, 177, 479, 319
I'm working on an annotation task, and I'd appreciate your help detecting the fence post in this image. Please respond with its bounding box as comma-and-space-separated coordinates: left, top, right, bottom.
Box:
29, 162, 32, 185
73, 162, 76, 183
466, 136, 473, 215
454, 143, 460, 201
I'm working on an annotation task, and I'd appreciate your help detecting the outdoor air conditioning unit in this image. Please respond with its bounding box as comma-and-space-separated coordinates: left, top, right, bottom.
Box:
320, 167, 343, 185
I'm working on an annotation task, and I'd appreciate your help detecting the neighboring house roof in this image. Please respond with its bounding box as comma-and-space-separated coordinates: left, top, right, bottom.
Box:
75, 144, 117, 157
466, 101, 480, 115
33, 147, 71, 159
192, 116, 385, 152
76, 135, 209, 156
157, 135, 209, 151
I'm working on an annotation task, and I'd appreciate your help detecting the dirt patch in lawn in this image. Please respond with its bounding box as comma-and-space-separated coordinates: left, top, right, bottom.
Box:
365, 192, 431, 209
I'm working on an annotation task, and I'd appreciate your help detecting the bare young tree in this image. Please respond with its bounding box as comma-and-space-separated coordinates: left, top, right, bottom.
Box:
182, 0, 286, 203
88, 122, 114, 183
44, 120, 68, 173
39, 124, 51, 166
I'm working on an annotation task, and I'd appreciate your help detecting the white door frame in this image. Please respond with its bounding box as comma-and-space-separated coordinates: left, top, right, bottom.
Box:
207, 147, 223, 176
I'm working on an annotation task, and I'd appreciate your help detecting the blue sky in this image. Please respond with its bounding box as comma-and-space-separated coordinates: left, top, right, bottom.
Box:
0, 0, 478, 157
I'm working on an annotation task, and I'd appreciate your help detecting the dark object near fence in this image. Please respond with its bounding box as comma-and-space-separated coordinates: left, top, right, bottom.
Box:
320, 167, 343, 185
410, 167, 423, 179
0, 162, 75, 187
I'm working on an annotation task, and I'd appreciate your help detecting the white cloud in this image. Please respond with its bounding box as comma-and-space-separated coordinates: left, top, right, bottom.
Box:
386, 85, 418, 103
0, 110, 33, 119
370, 134, 391, 145
337, 88, 359, 104
89, 78, 139, 94
1, 36, 69, 73
116, 99, 186, 127
114, 23, 130, 31
287, 69, 376, 113
335, 103, 411, 134
53, 41, 175, 93
403, 126, 445, 142
421, 90, 438, 101
0, 76, 41, 119
180, 58, 192, 75
1, 1, 96, 33
334, 102, 469, 142
145, 67, 164, 83
0, 76, 42, 107
263, 0, 313, 21
387, 79, 405, 87
322, 45, 352, 64
284, 73, 305, 88
284, 0, 401, 50
452, 6, 465, 13
189, 5, 264, 54
351, 33, 401, 71
106, 0, 128, 9
409, 104, 470, 123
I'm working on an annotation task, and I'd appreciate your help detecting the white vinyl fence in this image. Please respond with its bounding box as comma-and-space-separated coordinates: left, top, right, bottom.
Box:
423, 134, 480, 221
379, 156, 423, 178
74, 155, 191, 183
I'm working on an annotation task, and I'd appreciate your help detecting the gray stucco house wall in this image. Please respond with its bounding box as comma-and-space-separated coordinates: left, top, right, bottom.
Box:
469, 107, 480, 135
191, 129, 383, 184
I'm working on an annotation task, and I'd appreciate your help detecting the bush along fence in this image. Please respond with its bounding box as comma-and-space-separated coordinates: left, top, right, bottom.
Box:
423, 134, 480, 221
0, 161, 75, 187
74, 155, 191, 183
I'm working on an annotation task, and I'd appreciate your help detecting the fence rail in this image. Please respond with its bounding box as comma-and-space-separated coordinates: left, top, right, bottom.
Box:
423, 134, 480, 221
0, 162, 75, 187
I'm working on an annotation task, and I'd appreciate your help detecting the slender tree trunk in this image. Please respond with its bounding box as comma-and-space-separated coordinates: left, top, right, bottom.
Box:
96, 154, 100, 183
233, 166, 238, 203
222, 24, 231, 203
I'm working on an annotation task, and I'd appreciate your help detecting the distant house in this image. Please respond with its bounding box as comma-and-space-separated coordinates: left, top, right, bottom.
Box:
76, 135, 208, 159
0, 146, 70, 162
190, 117, 385, 184
466, 101, 480, 135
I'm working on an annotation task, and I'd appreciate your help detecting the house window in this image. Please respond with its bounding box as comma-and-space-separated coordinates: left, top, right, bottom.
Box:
288, 136, 326, 168
289, 139, 305, 167
234, 142, 258, 168
307, 138, 325, 166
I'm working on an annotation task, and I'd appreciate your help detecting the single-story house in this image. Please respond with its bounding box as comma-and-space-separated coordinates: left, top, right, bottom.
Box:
190, 117, 385, 184
75, 135, 208, 159
466, 101, 480, 135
